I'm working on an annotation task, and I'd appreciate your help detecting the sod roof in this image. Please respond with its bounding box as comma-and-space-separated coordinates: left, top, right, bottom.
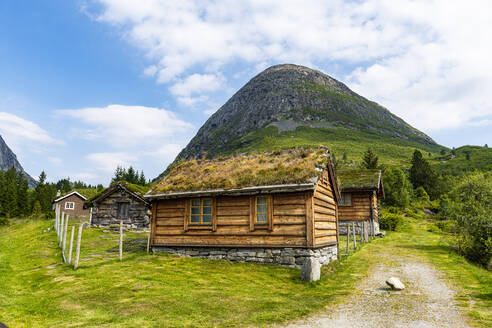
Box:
148, 147, 333, 196
337, 169, 383, 193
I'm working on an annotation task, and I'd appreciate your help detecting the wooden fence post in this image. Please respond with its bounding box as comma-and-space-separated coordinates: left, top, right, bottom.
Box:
74, 222, 88, 270
62, 215, 69, 262
68, 226, 75, 264
59, 213, 65, 246
360, 222, 364, 243
352, 222, 357, 249
119, 220, 123, 261
146, 231, 151, 254
346, 225, 350, 255
54, 205, 59, 231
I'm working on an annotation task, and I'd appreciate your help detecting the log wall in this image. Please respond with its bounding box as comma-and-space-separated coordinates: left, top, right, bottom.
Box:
152, 192, 309, 248
338, 191, 372, 222
312, 171, 338, 247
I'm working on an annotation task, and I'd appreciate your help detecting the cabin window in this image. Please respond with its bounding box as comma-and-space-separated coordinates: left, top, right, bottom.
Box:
340, 193, 352, 206
255, 196, 268, 223
117, 202, 129, 220
65, 202, 75, 210
190, 198, 213, 225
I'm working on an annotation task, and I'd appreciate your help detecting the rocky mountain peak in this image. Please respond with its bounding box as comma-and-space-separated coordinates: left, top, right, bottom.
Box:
0, 135, 37, 187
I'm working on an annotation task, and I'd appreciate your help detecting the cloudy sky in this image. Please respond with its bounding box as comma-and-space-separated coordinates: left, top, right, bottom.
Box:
0, 1, 491, 185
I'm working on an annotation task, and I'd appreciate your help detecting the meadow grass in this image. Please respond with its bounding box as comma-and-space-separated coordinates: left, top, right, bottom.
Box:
0, 217, 490, 327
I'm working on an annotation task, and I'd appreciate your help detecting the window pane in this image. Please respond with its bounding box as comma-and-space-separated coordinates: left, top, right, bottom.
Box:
202, 215, 212, 223
190, 214, 200, 223
191, 199, 200, 206
257, 205, 267, 213
202, 206, 212, 214
256, 213, 267, 222
191, 207, 200, 214
257, 197, 267, 205
202, 199, 212, 206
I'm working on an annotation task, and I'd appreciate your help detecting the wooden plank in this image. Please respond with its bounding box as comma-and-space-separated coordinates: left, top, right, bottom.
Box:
212, 198, 217, 232
305, 192, 314, 247
315, 221, 336, 230
273, 193, 306, 206
216, 216, 249, 225
156, 224, 305, 235
315, 232, 337, 238
151, 202, 158, 245
249, 196, 254, 232
313, 200, 337, 211
315, 235, 337, 245
273, 215, 305, 224
268, 194, 273, 232
274, 208, 306, 216
153, 235, 306, 247
216, 207, 250, 216
314, 211, 336, 220
183, 199, 189, 232
314, 207, 336, 216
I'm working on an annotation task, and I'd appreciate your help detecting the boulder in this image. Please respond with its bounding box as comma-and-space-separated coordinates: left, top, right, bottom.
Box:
300, 258, 321, 282
386, 277, 405, 290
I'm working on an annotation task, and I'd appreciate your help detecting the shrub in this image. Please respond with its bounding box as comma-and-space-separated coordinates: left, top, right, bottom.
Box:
0, 217, 8, 226
449, 172, 492, 267
380, 212, 403, 231
382, 167, 412, 208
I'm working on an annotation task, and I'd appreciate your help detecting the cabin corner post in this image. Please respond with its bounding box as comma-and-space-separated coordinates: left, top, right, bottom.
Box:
335, 201, 340, 258
267, 194, 273, 232
151, 201, 158, 247
305, 191, 315, 247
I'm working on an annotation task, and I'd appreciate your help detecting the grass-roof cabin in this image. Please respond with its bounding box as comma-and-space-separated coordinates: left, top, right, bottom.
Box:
145, 147, 341, 268
337, 169, 384, 235
85, 182, 151, 229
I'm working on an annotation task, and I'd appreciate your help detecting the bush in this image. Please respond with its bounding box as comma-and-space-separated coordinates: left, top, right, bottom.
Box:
380, 212, 404, 231
448, 172, 492, 267
0, 217, 8, 226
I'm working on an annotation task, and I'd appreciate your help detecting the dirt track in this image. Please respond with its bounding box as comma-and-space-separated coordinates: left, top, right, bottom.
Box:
284, 258, 470, 328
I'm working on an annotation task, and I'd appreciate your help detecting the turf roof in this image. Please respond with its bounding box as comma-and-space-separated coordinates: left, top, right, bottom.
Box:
148, 147, 332, 195
337, 169, 382, 191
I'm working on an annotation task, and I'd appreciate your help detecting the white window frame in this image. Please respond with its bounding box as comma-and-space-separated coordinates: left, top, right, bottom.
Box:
65, 202, 75, 210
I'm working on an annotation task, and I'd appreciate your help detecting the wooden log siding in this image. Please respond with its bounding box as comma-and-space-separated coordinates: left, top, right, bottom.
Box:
151, 192, 310, 248
313, 172, 338, 247
338, 191, 373, 222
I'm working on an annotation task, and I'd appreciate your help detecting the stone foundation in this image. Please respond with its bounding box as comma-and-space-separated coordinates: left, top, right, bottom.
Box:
152, 245, 338, 268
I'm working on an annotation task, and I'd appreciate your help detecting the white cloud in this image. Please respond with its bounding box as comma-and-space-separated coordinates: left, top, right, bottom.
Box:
88, 0, 492, 133
86, 152, 138, 173
0, 112, 61, 146
58, 104, 193, 147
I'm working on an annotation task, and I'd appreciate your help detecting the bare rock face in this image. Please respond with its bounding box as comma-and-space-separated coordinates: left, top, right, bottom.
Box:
175, 64, 436, 162
300, 257, 321, 282
0, 135, 37, 187
386, 277, 405, 290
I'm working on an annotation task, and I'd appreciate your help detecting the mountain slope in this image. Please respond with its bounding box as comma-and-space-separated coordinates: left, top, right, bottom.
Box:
177, 64, 439, 161
0, 135, 37, 187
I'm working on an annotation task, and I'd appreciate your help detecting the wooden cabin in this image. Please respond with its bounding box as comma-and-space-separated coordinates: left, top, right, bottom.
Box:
53, 191, 89, 218
145, 147, 341, 268
337, 169, 384, 234
85, 182, 151, 229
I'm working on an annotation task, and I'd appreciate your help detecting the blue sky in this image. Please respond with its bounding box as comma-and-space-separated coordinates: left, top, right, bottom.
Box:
0, 1, 491, 185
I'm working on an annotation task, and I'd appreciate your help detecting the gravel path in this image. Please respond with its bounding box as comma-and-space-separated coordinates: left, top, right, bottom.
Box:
284, 258, 470, 328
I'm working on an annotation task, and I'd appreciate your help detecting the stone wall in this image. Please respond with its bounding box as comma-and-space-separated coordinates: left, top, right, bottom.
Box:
91, 190, 150, 229
152, 245, 338, 268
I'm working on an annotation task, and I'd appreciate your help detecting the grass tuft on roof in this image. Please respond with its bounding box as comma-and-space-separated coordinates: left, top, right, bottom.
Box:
337, 169, 381, 190
149, 147, 331, 194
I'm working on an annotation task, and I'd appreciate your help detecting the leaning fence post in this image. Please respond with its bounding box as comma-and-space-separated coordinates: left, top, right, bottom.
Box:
68, 226, 75, 264
119, 220, 123, 261
59, 212, 65, 246
352, 222, 357, 249
74, 222, 88, 270
346, 225, 350, 255
62, 215, 69, 262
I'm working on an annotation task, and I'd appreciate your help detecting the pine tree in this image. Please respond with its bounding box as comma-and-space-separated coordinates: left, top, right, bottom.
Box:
31, 201, 42, 218
16, 172, 29, 217
362, 149, 378, 169
138, 171, 146, 186
409, 150, 437, 198
4, 167, 18, 217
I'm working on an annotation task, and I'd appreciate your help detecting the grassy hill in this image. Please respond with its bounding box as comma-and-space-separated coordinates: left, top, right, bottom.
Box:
430, 145, 492, 174
219, 125, 445, 168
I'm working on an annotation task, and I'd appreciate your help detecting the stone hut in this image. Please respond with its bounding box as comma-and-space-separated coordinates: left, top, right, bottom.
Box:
85, 182, 151, 229
53, 191, 89, 218
145, 147, 341, 268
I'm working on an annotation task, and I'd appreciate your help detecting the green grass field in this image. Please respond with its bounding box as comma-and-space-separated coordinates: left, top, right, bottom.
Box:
0, 217, 490, 327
